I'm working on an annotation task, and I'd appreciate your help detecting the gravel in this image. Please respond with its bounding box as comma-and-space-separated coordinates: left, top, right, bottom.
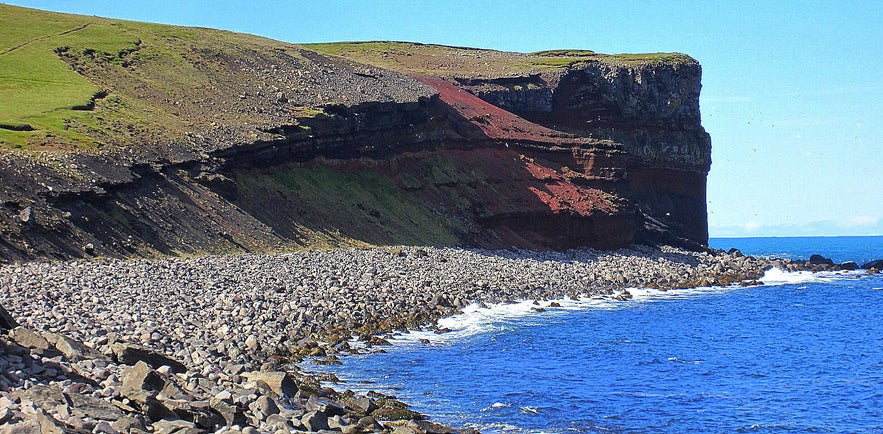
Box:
0, 245, 777, 432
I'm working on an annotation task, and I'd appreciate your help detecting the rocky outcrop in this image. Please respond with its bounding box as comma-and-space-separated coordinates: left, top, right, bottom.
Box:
455, 59, 711, 244
0, 12, 712, 260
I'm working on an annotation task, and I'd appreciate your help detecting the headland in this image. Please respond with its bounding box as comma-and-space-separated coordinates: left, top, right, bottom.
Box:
6, 4, 877, 434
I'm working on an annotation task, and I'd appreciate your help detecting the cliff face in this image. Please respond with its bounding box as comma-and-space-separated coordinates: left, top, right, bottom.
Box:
447, 59, 711, 245
0, 7, 711, 260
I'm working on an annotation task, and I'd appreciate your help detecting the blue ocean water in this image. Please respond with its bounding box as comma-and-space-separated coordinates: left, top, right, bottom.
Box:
313, 237, 883, 433
710, 235, 883, 265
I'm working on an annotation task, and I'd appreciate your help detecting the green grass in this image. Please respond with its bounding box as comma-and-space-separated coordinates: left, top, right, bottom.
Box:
530, 57, 587, 68
308, 41, 693, 76
0, 5, 141, 148
0, 4, 695, 151
0, 5, 291, 150
533, 49, 597, 57
234, 166, 462, 247
606, 52, 693, 64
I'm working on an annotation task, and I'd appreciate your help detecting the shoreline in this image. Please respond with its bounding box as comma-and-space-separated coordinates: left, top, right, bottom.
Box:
0, 244, 843, 433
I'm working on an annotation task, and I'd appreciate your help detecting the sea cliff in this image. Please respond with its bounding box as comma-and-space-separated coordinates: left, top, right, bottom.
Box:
0, 5, 710, 261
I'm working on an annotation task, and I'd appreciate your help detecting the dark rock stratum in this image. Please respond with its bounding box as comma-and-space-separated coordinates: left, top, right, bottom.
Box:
0, 9, 711, 260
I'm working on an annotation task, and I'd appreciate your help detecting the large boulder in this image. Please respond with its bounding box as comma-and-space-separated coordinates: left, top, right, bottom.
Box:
301, 410, 329, 431
120, 360, 185, 400
9, 326, 51, 351
840, 261, 859, 270
241, 371, 298, 397
42, 331, 101, 361
808, 254, 834, 266
17, 384, 125, 422
111, 343, 187, 373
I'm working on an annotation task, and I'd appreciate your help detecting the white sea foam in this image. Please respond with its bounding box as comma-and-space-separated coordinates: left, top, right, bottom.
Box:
389, 286, 729, 345
389, 299, 547, 345
758, 267, 866, 285
387, 267, 874, 347
474, 422, 523, 432
520, 406, 540, 415
481, 402, 512, 412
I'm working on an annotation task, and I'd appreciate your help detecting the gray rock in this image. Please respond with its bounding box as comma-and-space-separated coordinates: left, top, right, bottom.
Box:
342, 396, 378, 415
301, 410, 329, 431
121, 360, 167, 393
18, 384, 123, 422
244, 335, 259, 351
252, 395, 280, 417
42, 332, 100, 361
111, 343, 187, 373
241, 371, 297, 397
150, 418, 202, 434
264, 413, 293, 430
17, 206, 31, 224
0, 420, 41, 434
163, 399, 225, 430
356, 416, 384, 432
209, 397, 246, 426
0, 407, 14, 424
327, 414, 346, 430
308, 397, 346, 417
10, 327, 51, 351
809, 254, 834, 266
111, 415, 148, 434
93, 420, 121, 434
19, 405, 65, 434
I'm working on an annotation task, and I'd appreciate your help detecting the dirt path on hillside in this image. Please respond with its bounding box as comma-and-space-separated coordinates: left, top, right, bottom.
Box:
1, 22, 91, 56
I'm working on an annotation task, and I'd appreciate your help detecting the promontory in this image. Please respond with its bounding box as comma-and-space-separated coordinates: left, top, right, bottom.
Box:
0, 4, 711, 261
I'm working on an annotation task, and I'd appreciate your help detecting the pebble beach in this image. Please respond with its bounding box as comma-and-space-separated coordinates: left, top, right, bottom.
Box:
0, 245, 776, 433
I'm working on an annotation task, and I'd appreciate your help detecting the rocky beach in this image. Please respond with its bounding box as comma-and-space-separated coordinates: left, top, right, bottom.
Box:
0, 244, 789, 433
2, 3, 880, 433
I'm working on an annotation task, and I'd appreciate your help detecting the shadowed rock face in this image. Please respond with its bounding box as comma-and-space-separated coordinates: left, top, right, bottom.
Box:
457, 60, 711, 244
0, 18, 711, 260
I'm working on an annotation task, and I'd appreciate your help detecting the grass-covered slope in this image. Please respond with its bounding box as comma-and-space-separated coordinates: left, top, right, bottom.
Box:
0, 5, 137, 148
305, 41, 692, 78
0, 5, 707, 260
0, 4, 430, 153
0, 4, 691, 152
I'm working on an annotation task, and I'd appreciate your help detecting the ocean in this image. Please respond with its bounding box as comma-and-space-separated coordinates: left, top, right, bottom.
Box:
310, 236, 883, 433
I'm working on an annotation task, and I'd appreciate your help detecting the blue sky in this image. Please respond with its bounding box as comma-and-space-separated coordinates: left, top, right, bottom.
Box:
7, 0, 882, 237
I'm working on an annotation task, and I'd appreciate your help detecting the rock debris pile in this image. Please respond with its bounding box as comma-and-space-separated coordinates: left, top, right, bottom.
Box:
0, 245, 778, 433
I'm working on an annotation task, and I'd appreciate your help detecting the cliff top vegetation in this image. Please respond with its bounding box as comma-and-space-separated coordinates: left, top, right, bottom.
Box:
0, 4, 691, 153
305, 41, 692, 76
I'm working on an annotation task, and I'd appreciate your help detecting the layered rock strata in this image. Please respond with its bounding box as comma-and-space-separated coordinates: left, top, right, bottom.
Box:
0, 28, 712, 260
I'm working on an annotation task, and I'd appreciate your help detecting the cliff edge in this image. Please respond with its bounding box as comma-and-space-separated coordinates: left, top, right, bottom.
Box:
0, 5, 711, 260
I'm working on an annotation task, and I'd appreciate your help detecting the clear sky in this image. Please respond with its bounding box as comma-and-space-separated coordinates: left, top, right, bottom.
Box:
6, 0, 882, 237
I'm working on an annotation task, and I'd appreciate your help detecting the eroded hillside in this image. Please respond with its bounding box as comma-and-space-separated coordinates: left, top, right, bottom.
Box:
0, 5, 710, 261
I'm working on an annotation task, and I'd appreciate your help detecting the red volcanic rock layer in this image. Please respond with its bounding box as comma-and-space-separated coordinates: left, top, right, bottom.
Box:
415, 76, 586, 145
0, 42, 710, 260
409, 60, 711, 249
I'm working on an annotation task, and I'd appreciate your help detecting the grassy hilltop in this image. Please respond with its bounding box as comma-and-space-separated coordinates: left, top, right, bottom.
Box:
0, 4, 689, 152
0, 4, 705, 260
0, 4, 317, 152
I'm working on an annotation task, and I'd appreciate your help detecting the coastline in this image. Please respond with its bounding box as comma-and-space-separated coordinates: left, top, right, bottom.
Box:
0, 245, 818, 432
